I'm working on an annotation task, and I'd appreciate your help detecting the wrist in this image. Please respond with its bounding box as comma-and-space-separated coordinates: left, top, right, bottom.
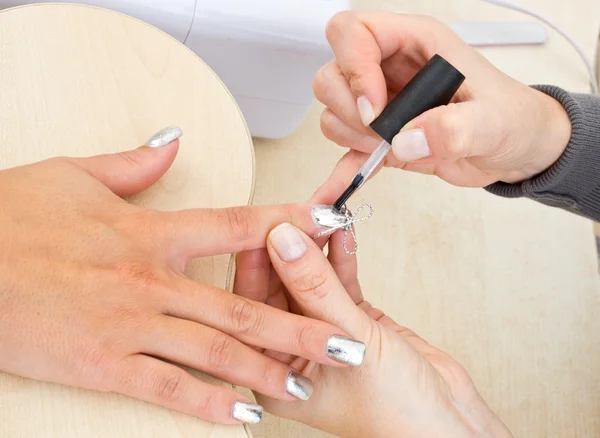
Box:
500, 87, 572, 184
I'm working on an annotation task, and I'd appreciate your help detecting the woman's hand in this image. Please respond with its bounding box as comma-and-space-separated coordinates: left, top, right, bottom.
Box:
312, 10, 572, 196
236, 226, 513, 438
0, 131, 364, 425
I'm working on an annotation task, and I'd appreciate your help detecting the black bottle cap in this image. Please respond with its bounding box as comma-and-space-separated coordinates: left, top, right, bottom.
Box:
369, 54, 465, 144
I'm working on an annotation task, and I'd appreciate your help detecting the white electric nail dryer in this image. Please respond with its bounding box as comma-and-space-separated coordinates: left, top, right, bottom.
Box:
1, 1, 551, 137
0, 0, 350, 138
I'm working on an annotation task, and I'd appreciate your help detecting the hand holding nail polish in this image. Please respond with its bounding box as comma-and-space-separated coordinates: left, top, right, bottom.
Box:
312, 10, 571, 202
235, 223, 512, 438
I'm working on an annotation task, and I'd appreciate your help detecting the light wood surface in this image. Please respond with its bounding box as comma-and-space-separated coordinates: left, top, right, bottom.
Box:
249, 1, 600, 437
0, 4, 253, 438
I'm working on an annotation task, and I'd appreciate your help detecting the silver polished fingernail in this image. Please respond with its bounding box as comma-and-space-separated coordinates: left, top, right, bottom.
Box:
144, 126, 183, 148
327, 336, 366, 366
312, 205, 348, 229
232, 402, 263, 424
285, 371, 313, 401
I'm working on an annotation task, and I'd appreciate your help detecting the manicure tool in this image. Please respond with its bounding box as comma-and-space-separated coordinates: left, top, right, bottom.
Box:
332, 54, 466, 211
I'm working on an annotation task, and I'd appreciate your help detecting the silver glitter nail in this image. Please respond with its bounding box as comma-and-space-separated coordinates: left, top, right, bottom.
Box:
312, 205, 349, 229
285, 371, 313, 401
313, 204, 374, 255
144, 126, 183, 148
232, 402, 263, 424
327, 335, 366, 367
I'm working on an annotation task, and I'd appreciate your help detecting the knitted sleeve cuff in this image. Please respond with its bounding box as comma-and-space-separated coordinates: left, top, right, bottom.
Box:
485, 85, 600, 219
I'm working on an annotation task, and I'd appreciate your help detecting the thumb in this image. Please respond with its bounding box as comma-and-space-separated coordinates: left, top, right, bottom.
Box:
391, 103, 480, 163
73, 126, 182, 197
267, 223, 371, 361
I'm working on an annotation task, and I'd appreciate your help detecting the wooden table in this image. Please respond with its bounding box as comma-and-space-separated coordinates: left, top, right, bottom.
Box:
0, 4, 253, 438
249, 1, 600, 437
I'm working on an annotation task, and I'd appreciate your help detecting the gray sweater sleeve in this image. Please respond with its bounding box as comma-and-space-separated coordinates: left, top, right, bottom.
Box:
485, 85, 600, 221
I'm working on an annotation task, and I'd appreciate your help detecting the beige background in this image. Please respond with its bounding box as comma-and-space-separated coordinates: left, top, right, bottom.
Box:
249, 1, 600, 437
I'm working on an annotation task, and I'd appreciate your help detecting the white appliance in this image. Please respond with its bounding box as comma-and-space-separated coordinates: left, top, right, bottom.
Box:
0, 0, 350, 139
0, 1, 549, 137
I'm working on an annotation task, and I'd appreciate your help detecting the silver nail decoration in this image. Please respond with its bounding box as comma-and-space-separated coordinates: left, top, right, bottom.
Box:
284, 371, 314, 401
144, 126, 183, 148
313, 204, 374, 255
327, 335, 367, 367
232, 402, 263, 424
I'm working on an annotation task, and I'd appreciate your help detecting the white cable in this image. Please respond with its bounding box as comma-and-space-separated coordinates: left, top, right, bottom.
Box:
482, 0, 599, 95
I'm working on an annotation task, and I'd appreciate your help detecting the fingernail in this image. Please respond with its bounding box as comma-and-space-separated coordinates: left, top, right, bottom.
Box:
391, 128, 431, 162
327, 335, 366, 367
312, 205, 347, 229
285, 371, 313, 401
357, 96, 375, 126
232, 402, 263, 424
144, 126, 183, 148
269, 223, 307, 263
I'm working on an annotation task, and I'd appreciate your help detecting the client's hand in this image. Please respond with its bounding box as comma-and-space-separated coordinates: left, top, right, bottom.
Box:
0, 129, 363, 426
236, 225, 513, 438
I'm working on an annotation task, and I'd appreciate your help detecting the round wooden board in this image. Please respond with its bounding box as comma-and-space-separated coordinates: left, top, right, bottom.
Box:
0, 4, 253, 438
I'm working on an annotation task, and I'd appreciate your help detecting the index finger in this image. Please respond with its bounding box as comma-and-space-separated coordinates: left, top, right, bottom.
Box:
325, 11, 465, 120
157, 203, 322, 264
325, 11, 389, 118
310, 149, 384, 205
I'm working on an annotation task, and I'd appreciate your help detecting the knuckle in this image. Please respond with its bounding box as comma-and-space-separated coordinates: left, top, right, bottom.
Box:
155, 370, 187, 403
320, 110, 338, 141
80, 345, 110, 371
313, 62, 343, 102
116, 150, 143, 168
207, 333, 234, 370
416, 14, 454, 37
414, 14, 442, 29
291, 264, 330, 302
114, 259, 159, 289
294, 322, 318, 356
312, 65, 328, 99
112, 209, 162, 248
225, 207, 257, 243
196, 393, 216, 419
261, 360, 279, 390
341, 67, 366, 93
437, 107, 469, 157
76, 344, 118, 389
104, 299, 145, 327
229, 299, 264, 336
326, 10, 355, 41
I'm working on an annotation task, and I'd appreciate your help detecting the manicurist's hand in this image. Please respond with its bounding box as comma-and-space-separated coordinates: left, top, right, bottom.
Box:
236, 226, 513, 438
0, 128, 363, 426
312, 10, 573, 198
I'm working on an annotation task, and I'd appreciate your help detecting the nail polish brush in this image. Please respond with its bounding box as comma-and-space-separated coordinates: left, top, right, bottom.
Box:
332, 54, 466, 211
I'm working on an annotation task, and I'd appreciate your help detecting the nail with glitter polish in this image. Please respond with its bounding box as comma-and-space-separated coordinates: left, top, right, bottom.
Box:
232, 402, 263, 424
285, 371, 313, 401
327, 335, 366, 366
144, 126, 183, 148
312, 205, 348, 229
